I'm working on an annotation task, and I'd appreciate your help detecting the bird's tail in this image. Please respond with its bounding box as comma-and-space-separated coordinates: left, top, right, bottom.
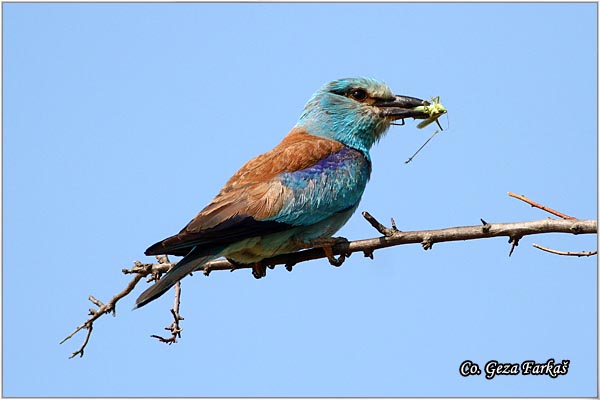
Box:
134, 246, 223, 309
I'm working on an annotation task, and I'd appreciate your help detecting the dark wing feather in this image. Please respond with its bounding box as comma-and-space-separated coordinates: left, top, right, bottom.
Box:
145, 215, 291, 256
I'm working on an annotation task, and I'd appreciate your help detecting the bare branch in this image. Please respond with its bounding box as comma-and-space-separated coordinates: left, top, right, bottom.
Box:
122, 255, 175, 281
63, 216, 597, 358
61, 273, 145, 358
151, 281, 184, 344
61, 256, 175, 358
508, 192, 576, 220
532, 244, 598, 257
201, 218, 597, 275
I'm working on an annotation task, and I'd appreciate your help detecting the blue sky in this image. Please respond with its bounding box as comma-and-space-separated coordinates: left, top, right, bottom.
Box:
2, 2, 597, 397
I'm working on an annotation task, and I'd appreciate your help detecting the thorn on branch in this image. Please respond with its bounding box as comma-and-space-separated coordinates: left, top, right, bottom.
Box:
480, 218, 491, 233
532, 244, 598, 257
362, 211, 399, 237
570, 224, 585, 235
508, 235, 521, 257
421, 236, 434, 250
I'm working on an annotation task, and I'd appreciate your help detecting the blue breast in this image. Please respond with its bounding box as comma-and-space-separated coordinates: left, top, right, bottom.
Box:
271, 147, 371, 226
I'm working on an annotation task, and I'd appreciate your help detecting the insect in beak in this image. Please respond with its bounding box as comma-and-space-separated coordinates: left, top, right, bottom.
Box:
414, 96, 447, 130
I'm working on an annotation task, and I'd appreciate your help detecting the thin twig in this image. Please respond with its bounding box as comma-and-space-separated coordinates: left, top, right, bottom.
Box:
508, 192, 576, 220
361, 211, 398, 237
61, 256, 175, 358
532, 244, 598, 257
151, 281, 184, 344
61, 273, 145, 358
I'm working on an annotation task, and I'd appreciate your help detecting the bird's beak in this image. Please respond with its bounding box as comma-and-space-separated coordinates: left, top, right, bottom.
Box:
375, 95, 431, 121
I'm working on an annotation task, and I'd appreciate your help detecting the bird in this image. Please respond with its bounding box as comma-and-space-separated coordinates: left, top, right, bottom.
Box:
135, 77, 430, 308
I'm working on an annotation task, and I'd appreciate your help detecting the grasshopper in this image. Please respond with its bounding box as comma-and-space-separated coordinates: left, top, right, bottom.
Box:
414, 96, 447, 130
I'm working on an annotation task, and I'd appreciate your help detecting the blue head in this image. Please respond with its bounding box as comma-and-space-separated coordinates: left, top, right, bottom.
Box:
296, 77, 427, 156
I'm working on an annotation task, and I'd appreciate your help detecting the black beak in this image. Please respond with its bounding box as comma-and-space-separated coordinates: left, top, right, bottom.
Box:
375, 95, 430, 121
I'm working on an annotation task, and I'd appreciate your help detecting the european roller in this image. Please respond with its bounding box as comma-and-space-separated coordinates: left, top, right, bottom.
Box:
135, 77, 430, 308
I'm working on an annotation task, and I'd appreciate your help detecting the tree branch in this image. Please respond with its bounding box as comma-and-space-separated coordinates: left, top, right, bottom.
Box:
508, 192, 576, 220
200, 217, 597, 275
60, 255, 174, 358
150, 281, 184, 344
62, 215, 596, 358
532, 244, 598, 257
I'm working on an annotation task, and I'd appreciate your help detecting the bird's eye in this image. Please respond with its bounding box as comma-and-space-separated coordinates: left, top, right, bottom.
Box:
349, 88, 368, 102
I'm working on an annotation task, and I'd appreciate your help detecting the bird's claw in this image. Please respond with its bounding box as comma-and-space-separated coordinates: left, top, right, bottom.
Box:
325, 249, 346, 267
252, 263, 267, 279
226, 257, 245, 272
296, 237, 350, 267
226, 258, 267, 279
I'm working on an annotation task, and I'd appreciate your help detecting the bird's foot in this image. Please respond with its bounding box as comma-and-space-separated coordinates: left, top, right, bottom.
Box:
251, 262, 267, 279
296, 237, 350, 267
226, 258, 267, 279
226, 257, 245, 272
